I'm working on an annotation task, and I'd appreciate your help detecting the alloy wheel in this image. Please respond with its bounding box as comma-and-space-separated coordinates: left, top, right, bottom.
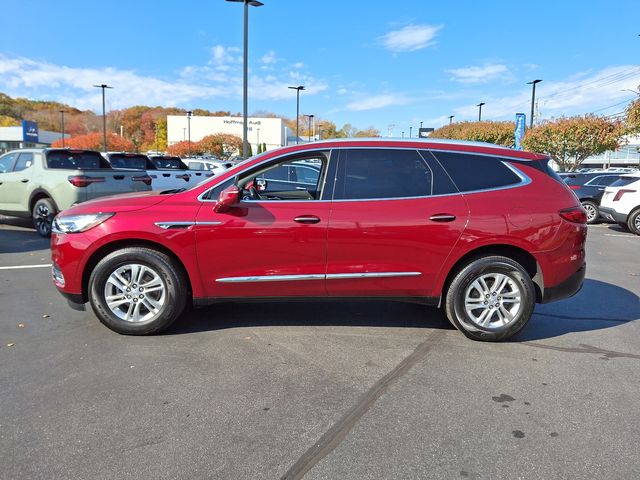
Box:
104, 264, 166, 323
463, 273, 522, 328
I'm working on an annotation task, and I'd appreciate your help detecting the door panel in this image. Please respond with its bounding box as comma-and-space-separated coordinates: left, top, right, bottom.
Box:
1, 153, 34, 212
195, 201, 330, 298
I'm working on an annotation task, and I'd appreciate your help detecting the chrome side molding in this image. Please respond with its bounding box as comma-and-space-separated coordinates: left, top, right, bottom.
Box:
216, 272, 422, 283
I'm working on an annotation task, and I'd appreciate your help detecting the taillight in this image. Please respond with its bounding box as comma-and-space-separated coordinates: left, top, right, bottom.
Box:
68, 175, 105, 187
613, 189, 636, 201
133, 175, 153, 186
559, 206, 587, 224
568, 185, 581, 190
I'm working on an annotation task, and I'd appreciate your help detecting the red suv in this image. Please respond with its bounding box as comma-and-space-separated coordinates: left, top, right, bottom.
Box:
51, 139, 586, 341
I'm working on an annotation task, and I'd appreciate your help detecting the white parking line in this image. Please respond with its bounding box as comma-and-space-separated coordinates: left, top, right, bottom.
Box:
603, 234, 637, 238
0, 264, 52, 270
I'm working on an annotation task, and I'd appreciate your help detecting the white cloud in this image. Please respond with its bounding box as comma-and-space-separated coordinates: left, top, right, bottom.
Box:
380, 25, 442, 53
261, 51, 277, 65
346, 94, 411, 111
209, 44, 241, 71
446, 64, 511, 84
292, 62, 304, 69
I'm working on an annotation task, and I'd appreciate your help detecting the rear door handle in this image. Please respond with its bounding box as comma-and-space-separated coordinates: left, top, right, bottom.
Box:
21, 179, 29, 183
294, 215, 321, 224
429, 214, 456, 222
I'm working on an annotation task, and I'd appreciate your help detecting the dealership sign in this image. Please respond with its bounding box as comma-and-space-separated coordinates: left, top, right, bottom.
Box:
22, 120, 39, 143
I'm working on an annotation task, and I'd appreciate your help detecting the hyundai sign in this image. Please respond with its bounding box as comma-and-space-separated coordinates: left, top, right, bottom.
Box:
22, 120, 39, 143
514, 113, 526, 150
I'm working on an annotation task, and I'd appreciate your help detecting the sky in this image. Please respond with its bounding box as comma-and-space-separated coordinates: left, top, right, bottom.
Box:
1, 0, 639, 135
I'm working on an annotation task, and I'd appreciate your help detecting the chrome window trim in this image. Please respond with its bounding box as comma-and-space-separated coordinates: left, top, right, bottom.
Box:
215, 271, 422, 283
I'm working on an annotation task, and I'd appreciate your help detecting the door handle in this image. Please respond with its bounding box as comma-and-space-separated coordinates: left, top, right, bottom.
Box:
294, 215, 321, 224
21, 179, 29, 183
429, 214, 456, 222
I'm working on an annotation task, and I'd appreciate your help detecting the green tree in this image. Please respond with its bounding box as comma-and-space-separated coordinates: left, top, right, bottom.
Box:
521, 115, 623, 171
625, 98, 640, 135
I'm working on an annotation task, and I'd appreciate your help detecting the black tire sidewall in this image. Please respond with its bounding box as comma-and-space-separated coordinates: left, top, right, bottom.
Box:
446, 256, 535, 341
32, 198, 56, 237
89, 248, 186, 335
627, 209, 640, 235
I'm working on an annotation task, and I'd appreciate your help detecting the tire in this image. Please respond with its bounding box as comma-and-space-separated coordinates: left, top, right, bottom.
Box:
445, 256, 535, 342
628, 209, 640, 236
88, 247, 187, 335
581, 200, 599, 225
32, 198, 56, 237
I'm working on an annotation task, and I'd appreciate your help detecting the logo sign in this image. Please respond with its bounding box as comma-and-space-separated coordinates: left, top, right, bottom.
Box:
22, 120, 39, 143
418, 127, 435, 138
514, 113, 526, 150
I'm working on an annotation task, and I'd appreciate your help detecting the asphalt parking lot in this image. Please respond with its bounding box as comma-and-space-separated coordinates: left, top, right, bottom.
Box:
1, 217, 639, 480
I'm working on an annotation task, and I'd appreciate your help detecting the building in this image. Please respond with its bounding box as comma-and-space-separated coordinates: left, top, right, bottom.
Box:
0, 121, 64, 154
581, 135, 640, 169
167, 115, 289, 153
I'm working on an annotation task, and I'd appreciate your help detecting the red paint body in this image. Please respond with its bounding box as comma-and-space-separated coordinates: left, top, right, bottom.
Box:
51, 140, 586, 306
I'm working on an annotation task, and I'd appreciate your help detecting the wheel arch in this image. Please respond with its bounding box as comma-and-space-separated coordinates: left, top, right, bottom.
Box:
81, 239, 193, 304
29, 189, 59, 213
441, 244, 543, 303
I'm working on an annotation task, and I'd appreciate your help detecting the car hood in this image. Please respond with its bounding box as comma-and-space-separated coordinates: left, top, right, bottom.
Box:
59, 190, 173, 216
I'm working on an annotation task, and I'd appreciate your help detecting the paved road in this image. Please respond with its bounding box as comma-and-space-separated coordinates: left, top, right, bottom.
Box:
1, 218, 639, 479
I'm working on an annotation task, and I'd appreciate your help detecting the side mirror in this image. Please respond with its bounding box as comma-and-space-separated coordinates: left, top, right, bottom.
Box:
214, 185, 240, 213
255, 178, 268, 192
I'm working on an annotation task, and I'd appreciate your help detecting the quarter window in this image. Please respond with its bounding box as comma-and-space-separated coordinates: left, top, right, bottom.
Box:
13, 153, 34, 172
433, 152, 522, 192
334, 149, 432, 200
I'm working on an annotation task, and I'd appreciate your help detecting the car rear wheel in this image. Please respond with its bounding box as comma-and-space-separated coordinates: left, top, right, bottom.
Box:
581, 200, 599, 224
88, 247, 187, 335
32, 198, 57, 237
445, 256, 535, 342
628, 208, 640, 235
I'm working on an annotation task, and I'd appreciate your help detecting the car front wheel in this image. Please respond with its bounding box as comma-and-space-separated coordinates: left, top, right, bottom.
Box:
445, 256, 535, 341
88, 247, 187, 335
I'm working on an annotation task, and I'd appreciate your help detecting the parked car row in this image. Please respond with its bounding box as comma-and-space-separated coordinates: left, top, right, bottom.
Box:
0, 148, 231, 236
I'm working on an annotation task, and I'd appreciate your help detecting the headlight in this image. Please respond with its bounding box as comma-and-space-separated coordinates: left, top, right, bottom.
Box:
52, 213, 114, 234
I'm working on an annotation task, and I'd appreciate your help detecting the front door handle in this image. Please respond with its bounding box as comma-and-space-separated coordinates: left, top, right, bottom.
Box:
294, 215, 321, 224
21, 179, 29, 183
430, 214, 456, 222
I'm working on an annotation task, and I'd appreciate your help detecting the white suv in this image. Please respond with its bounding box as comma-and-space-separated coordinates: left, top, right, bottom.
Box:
599, 173, 640, 235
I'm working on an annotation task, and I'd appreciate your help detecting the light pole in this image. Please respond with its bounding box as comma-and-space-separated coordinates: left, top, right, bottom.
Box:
59, 110, 66, 147
527, 79, 542, 129
93, 84, 112, 152
304, 114, 314, 142
186, 111, 193, 157
476, 102, 485, 122
288, 85, 305, 144
257, 128, 260, 152
409, 126, 413, 138
448, 115, 454, 125
401, 131, 405, 138
227, 0, 264, 158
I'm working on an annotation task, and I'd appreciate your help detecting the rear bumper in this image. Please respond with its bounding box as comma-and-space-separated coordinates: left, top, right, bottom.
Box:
541, 262, 585, 304
599, 206, 627, 223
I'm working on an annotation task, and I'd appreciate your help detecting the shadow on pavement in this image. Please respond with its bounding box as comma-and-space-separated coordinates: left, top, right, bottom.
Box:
0, 222, 50, 254
165, 279, 638, 342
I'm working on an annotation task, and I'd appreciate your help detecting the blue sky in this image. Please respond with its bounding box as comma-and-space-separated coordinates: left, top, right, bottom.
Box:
1, 0, 639, 134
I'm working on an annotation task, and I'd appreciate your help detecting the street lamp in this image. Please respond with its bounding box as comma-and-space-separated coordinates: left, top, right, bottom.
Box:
92, 84, 112, 152
476, 102, 485, 122
186, 111, 193, 157
288, 85, 305, 144
448, 115, 454, 125
409, 126, 413, 138
59, 110, 66, 148
527, 79, 542, 129
257, 127, 260, 152
304, 114, 314, 142
227, 0, 264, 158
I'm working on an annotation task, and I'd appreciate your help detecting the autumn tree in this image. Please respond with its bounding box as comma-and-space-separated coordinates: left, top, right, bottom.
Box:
166, 141, 200, 157
521, 115, 623, 171
625, 98, 640, 135
354, 126, 381, 137
198, 134, 243, 159
51, 132, 135, 151
430, 121, 516, 147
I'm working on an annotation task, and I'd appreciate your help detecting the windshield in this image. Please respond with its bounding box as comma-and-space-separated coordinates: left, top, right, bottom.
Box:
47, 151, 109, 169
108, 154, 148, 169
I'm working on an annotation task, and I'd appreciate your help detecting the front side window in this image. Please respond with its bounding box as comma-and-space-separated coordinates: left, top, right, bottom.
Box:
334, 149, 432, 200
0, 152, 17, 173
586, 175, 621, 187
13, 152, 34, 172
47, 151, 106, 169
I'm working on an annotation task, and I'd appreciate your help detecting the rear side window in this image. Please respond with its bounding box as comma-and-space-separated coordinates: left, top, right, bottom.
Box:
433, 152, 522, 192
13, 153, 34, 171
47, 151, 107, 169
610, 176, 640, 188
586, 175, 621, 187
108, 154, 148, 169
334, 149, 432, 200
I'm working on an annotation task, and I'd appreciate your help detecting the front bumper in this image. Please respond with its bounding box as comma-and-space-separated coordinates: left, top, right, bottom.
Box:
599, 206, 627, 224
541, 262, 586, 304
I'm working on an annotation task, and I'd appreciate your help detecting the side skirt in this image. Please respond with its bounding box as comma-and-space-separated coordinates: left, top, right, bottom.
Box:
192, 296, 441, 307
